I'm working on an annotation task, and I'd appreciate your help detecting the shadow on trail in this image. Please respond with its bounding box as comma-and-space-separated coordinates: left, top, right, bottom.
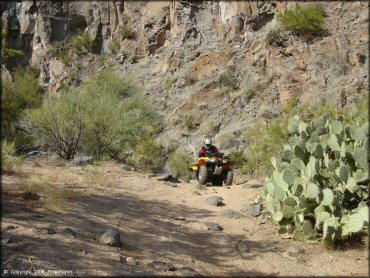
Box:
2, 187, 277, 276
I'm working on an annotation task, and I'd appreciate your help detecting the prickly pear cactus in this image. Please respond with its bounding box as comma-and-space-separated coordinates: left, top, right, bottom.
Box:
260, 111, 369, 247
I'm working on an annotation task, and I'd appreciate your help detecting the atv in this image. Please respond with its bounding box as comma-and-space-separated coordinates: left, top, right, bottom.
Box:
189, 153, 233, 186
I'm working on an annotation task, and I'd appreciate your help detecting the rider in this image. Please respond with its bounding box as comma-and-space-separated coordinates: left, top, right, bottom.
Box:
198, 137, 219, 157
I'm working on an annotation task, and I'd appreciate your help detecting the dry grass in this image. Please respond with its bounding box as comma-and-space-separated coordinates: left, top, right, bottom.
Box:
19, 173, 80, 212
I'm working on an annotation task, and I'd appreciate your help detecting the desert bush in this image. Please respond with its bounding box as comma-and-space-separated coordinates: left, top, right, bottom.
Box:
1, 140, 24, 173
168, 147, 196, 182
229, 151, 246, 169
266, 28, 285, 47
164, 78, 174, 91
71, 31, 94, 53
2, 65, 42, 136
260, 111, 368, 248
219, 71, 236, 88
203, 121, 219, 136
119, 24, 135, 39
277, 4, 326, 36
243, 121, 288, 177
22, 89, 83, 159
1, 31, 24, 62
49, 43, 74, 65
128, 136, 162, 172
23, 68, 161, 166
108, 39, 121, 54
241, 88, 256, 103
183, 114, 198, 131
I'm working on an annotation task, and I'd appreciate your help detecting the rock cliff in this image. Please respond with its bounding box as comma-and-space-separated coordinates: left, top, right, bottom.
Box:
1, 1, 368, 152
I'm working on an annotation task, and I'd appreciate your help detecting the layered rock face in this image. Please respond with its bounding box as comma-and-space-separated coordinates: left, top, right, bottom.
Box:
1, 1, 368, 151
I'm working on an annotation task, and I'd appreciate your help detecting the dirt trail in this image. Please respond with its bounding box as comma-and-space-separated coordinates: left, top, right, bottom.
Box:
1, 159, 368, 276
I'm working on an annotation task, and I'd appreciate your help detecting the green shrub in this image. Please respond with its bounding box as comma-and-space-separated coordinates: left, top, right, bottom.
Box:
2, 65, 42, 136
260, 112, 369, 248
71, 31, 94, 53
168, 147, 196, 182
241, 88, 256, 103
164, 78, 174, 91
277, 4, 326, 36
229, 151, 246, 169
219, 71, 236, 88
108, 39, 121, 54
119, 24, 135, 39
266, 28, 285, 47
23, 89, 83, 159
128, 136, 162, 172
1, 31, 24, 62
23, 68, 161, 164
203, 121, 219, 136
183, 114, 198, 131
49, 43, 74, 65
1, 140, 24, 173
242, 121, 288, 177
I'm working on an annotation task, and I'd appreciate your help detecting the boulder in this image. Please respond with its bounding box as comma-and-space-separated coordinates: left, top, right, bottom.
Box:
74, 156, 94, 166
200, 221, 224, 231
220, 209, 243, 219
174, 267, 202, 277
97, 228, 121, 247
242, 203, 261, 217
148, 260, 176, 272
286, 245, 304, 255
204, 196, 224, 206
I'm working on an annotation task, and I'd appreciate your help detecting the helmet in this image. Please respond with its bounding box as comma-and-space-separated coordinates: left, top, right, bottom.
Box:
204, 138, 212, 149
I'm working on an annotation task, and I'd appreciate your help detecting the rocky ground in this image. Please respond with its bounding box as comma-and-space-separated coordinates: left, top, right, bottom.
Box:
1, 157, 368, 277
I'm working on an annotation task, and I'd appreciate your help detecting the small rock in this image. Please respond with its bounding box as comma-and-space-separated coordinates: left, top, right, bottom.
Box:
147, 173, 157, 178
192, 191, 201, 195
63, 228, 76, 237
201, 222, 224, 231
175, 267, 202, 277
243, 183, 262, 189
97, 229, 121, 247
26, 150, 40, 156
242, 203, 261, 217
34, 214, 45, 219
286, 245, 304, 255
204, 196, 224, 206
4, 225, 17, 231
148, 260, 176, 271
236, 179, 248, 185
1, 238, 13, 245
243, 179, 263, 188
74, 156, 94, 166
120, 256, 138, 266
165, 181, 178, 187
42, 228, 56, 235
263, 228, 275, 236
122, 165, 130, 171
174, 216, 186, 221
220, 209, 243, 219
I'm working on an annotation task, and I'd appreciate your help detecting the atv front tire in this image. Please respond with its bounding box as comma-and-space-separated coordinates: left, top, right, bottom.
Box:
225, 170, 233, 186
198, 166, 208, 185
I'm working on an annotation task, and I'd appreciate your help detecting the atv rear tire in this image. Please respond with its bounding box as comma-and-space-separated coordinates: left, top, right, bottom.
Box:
198, 166, 208, 185
225, 170, 233, 186
192, 170, 198, 180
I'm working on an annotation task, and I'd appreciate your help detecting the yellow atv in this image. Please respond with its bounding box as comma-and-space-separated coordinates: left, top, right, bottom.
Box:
189, 153, 233, 186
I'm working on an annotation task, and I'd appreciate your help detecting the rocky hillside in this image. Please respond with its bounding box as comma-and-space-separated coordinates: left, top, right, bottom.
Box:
1, 1, 368, 157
